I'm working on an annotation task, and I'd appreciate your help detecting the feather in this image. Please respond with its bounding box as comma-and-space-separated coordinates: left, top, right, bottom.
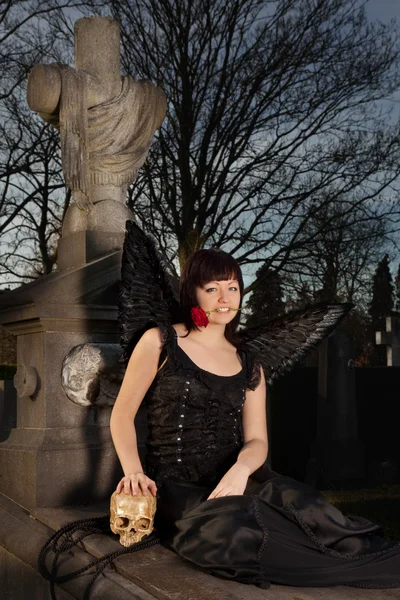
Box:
237, 303, 353, 383
118, 220, 181, 363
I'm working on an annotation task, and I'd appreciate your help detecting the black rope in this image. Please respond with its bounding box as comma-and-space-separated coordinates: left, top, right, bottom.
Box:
37, 514, 160, 600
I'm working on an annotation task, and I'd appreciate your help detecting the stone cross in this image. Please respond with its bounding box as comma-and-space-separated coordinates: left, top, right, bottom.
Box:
375, 314, 400, 366
27, 17, 166, 268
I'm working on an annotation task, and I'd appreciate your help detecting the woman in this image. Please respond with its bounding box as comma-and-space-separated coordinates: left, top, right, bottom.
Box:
110, 245, 400, 589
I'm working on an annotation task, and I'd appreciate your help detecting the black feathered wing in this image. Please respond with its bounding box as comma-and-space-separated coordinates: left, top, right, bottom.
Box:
237, 303, 353, 384
118, 220, 182, 364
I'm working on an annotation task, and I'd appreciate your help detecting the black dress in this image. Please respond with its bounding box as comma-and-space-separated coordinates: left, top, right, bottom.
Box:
144, 326, 400, 589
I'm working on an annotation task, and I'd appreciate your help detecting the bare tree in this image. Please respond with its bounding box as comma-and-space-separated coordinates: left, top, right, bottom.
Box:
0, 96, 69, 286
281, 198, 389, 308
0, 1, 83, 286
0, 0, 85, 101
83, 0, 400, 283
2, 0, 400, 293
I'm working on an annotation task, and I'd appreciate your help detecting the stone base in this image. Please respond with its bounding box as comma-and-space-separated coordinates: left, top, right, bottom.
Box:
62, 200, 133, 236
57, 230, 126, 270
0, 426, 122, 509
58, 199, 134, 270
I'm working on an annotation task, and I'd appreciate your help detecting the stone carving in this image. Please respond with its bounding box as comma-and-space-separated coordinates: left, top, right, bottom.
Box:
27, 16, 166, 235
110, 490, 156, 547
61, 343, 124, 407
13, 365, 38, 399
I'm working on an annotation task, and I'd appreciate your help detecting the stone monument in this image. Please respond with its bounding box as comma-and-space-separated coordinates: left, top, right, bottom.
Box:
27, 16, 166, 269
0, 16, 166, 511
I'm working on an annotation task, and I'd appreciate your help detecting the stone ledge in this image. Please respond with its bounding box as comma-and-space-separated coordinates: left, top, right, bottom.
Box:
1, 494, 399, 600
0, 494, 155, 599
32, 503, 400, 600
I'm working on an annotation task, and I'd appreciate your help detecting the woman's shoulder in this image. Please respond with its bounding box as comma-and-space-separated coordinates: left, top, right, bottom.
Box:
139, 326, 166, 349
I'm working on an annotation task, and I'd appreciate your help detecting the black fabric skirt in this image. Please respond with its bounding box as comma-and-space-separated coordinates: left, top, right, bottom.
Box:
155, 465, 400, 589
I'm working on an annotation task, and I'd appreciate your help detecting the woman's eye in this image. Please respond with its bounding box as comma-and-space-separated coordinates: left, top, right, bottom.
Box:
205, 286, 238, 292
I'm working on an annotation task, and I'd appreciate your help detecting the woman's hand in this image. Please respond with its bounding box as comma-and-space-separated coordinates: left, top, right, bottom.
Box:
207, 464, 249, 500
116, 472, 157, 497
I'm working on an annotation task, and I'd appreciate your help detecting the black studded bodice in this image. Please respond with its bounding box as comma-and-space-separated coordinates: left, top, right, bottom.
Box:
144, 327, 260, 486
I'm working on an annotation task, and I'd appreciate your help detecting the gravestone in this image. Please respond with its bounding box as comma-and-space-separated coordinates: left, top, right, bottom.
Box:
0, 16, 166, 510
306, 330, 365, 487
375, 314, 400, 366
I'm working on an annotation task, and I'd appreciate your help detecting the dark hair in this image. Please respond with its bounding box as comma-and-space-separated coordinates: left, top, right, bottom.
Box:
179, 249, 244, 344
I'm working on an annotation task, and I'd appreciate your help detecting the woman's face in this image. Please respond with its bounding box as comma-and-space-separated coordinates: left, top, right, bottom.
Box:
196, 277, 241, 325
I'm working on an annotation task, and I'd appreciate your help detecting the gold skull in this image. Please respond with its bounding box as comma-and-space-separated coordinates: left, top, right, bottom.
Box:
110, 490, 156, 547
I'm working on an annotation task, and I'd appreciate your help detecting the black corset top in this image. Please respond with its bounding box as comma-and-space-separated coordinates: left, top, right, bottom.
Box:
144, 326, 260, 485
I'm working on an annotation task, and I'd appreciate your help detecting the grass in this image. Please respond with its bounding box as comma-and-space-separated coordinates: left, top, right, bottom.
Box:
321, 485, 400, 541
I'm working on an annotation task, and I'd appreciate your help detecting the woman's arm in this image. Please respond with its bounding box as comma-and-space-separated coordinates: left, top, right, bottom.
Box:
207, 366, 268, 499
236, 365, 268, 474
110, 327, 163, 495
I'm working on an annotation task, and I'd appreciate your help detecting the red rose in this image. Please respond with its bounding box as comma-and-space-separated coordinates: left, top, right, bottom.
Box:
191, 306, 209, 327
